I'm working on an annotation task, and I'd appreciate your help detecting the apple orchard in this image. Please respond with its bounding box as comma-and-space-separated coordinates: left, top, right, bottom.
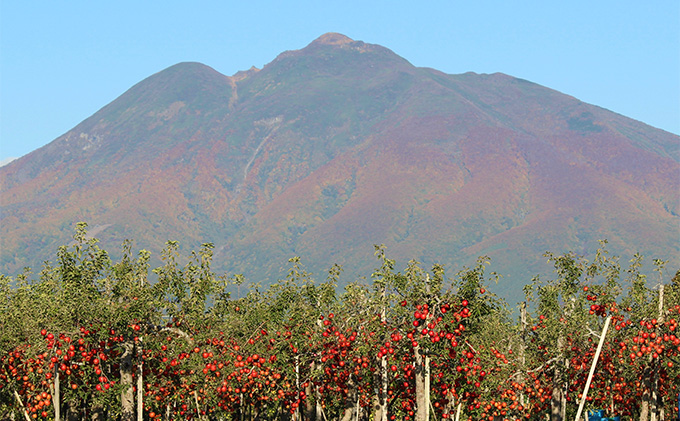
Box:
1, 223, 679, 420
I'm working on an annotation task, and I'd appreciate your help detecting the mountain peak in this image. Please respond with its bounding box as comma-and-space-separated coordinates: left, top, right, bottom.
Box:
311, 32, 354, 46
1, 34, 678, 305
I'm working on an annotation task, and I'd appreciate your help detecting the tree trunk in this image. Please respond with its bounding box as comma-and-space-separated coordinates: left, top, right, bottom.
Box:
136, 339, 144, 421
550, 365, 562, 420
560, 353, 568, 421
425, 354, 431, 420
415, 276, 431, 421
279, 400, 291, 421
66, 399, 80, 421
455, 402, 462, 421
414, 344, 430, 421
355, 395, 361, 421
443, 389, 455, 419
640, 379, 651, 421
120, 341, 135, 421
50, 367, 60, 421
315, 386, 324, 421
650, 362, 658, 421
373, 301, 388, 421
641, 285, 666, 421
551, 330, 566, 421
237, 394, 244, 421
294, 354, 301, 421
91, 406, 105, 421
519, 302, 527, 409
305, 370, 315, 421
651, 285, 665, 421
372, 354, 388, 421
340, 379, 357, 421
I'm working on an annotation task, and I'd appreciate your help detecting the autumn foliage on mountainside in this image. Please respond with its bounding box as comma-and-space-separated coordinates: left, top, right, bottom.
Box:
1, 223, 678, 420
2, 35, 678, 306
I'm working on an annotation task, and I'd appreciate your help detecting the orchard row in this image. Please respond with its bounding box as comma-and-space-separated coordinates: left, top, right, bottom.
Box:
1, 224, 678, 421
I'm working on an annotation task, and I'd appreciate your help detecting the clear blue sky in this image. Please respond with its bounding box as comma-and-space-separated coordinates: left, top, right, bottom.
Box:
1, 1, 678, 163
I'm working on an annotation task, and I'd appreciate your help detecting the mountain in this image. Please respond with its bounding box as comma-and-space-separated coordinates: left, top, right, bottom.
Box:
1, 33, 678, 303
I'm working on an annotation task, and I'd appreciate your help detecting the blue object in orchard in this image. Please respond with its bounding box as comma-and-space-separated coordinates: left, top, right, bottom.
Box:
588, 410, 605, 421
588, 410, 621, 421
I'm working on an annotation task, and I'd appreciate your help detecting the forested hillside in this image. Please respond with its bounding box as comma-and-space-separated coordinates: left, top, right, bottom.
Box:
2, 34, 678, 306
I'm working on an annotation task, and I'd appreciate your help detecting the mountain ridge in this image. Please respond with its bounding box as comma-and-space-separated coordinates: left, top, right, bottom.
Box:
1, 33, 678, 303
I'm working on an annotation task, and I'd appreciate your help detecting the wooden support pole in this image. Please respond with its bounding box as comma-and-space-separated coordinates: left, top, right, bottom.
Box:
13, 390, 32, 421
574, 316, 612, 421
193, 390, 203, 421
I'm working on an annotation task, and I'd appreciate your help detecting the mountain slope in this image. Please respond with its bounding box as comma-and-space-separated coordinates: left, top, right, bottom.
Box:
1, 33, 678, 302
